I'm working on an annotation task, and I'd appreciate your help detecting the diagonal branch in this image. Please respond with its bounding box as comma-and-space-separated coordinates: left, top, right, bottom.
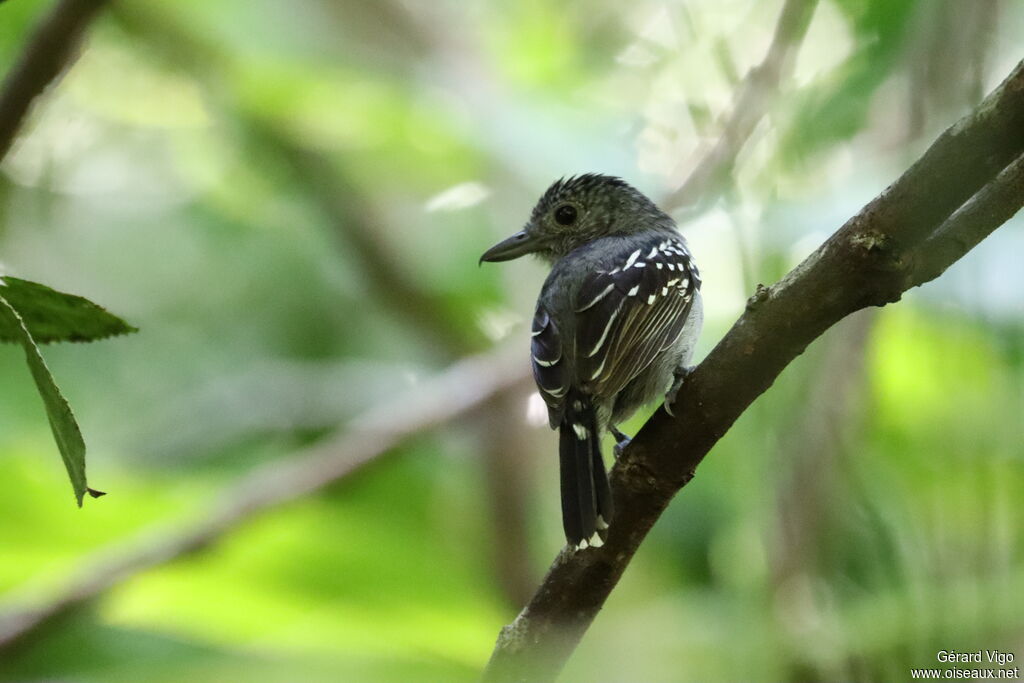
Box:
664, 0, 819, 213
0, 0, 109, 162
253, 127, 482, 355
908, 150, 1024, 288
0, 344, 530, 653
481, 59, 1024, 683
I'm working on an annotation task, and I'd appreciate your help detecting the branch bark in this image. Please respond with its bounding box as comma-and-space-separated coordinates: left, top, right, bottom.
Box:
0, 0, 109, 162
481, 59, 1024, 683
909, 151, 1024, 287
0, 344, 530, 653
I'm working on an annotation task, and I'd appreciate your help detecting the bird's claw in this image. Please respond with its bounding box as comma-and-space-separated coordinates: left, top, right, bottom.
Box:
610, 426, 631, 459
665, 365, 694, 417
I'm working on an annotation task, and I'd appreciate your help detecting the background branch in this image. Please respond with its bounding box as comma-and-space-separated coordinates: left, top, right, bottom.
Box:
481, 59, 1024, 683
769, 309, 875, 589
110, 0, 536, 607
664, 0, 819, 213
0, 344, 530, 653
0, 0, 108, 161
255, 125, 482, 355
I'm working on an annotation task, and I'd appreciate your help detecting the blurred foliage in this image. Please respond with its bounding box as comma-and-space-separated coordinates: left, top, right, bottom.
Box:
778, 0, 920, 165
0, 0, 1022, 681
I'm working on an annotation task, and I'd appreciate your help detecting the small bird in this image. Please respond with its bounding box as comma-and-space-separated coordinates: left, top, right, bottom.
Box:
480, 174, 703, 550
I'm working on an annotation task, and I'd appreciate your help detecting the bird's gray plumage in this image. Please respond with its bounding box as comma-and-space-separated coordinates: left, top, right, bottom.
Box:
481, 174, 703, 549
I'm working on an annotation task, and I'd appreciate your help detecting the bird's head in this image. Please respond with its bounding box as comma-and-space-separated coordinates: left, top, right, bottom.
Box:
480, 174, 673, 264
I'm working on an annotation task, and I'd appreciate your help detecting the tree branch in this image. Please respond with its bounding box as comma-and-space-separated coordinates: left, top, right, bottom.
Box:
481, 59, 1024, 683
0, 344, 530, 653
908, 150, 1024, 287
664, 0, 819, 213
0, 0, 109, 162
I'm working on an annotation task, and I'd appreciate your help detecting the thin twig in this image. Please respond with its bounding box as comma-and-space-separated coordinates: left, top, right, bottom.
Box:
0, 344, 531, 652
0, 0, 109, 161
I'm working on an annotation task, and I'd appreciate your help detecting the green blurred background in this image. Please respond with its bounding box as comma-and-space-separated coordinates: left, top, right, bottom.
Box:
1, 0, 1022, 681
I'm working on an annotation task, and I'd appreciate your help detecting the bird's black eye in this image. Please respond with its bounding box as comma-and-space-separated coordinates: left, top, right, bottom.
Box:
554, 204, 577, 226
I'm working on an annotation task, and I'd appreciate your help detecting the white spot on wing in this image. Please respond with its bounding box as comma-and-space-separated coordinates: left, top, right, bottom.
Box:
577, 282, 614, 312
627, 285, 639, 296
573, 423, 588, 440
586, 307, 620, 357
624, 249, 641, 268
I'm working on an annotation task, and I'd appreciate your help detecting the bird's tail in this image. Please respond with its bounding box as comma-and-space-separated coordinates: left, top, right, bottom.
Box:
559, 392, 613, 549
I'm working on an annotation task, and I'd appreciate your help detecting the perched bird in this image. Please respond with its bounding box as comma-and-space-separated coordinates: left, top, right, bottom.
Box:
480, 174, 703, 550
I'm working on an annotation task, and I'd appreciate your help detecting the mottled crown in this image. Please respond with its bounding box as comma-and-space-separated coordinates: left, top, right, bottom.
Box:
526, 174, 676, 259
531, 174, 627, 218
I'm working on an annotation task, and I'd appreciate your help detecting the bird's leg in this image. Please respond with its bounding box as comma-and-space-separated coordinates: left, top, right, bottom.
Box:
610, 426, 632, 459
665, 365, 695, 417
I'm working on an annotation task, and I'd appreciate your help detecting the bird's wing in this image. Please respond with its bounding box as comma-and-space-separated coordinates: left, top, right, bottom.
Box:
531, 304, 568, 427
574, 235, 700, 399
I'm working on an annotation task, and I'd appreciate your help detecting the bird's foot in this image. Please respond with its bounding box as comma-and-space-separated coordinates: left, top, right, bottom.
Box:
665, 365, 695, 417
610, 426, 631, 459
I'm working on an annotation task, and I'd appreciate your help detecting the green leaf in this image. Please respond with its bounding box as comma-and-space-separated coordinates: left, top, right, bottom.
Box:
0, 293, 103, 506
0, 276, 138, 344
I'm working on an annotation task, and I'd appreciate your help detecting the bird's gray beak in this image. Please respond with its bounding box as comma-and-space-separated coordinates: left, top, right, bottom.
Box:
479, 230, 539, 264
